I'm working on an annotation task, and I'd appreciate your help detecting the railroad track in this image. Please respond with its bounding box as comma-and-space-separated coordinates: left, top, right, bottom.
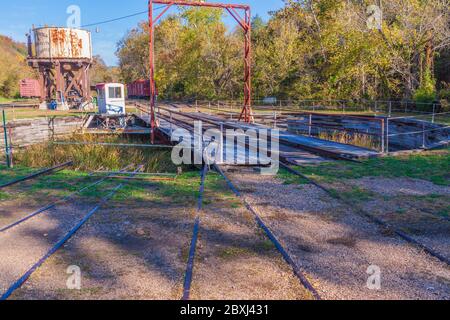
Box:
279, 162, 450, 267
181, 164, 322, 301
0, 164, 135, 233
0, 165, 144, 300
0, 161, 74, 190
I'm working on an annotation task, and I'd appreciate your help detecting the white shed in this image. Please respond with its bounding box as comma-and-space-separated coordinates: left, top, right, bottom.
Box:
96, 83, 126, 115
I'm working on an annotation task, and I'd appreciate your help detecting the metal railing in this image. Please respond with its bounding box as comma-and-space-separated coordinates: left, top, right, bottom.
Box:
192, 99, 446, 117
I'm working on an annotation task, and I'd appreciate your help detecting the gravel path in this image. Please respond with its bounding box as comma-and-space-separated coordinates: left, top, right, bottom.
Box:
227, 172, 450, 300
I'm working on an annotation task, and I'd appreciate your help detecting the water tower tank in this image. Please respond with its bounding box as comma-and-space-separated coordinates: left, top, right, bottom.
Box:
33, 27, 92, 59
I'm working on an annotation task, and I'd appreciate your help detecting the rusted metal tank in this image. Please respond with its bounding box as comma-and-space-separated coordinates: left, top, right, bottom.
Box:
33, 27, 92, 59
19, 79, 41, 98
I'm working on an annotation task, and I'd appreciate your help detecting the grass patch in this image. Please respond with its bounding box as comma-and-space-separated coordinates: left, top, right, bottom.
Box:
277, 168, 309, 185
340, 187, 375, 202
0, 165, 36, 185
289, 149, 450, 186
0, 191, 11, 200
14, 134, 179, 173
218, 247, 252, 259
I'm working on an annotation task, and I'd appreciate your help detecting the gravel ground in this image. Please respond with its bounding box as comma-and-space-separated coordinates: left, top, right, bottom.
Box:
349, 177, 450, 197
227, 171, 450, 300
190, 178, 313, 300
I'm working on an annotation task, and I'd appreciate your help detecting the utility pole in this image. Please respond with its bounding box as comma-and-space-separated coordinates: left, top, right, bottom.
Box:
2, 109, 11, 168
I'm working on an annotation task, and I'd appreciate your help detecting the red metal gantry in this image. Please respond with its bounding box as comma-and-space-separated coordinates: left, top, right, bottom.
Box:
148, 0, 253, 143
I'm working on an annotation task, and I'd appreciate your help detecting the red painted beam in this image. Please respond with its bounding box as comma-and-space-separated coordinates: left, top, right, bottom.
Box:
152, 0, 250, 10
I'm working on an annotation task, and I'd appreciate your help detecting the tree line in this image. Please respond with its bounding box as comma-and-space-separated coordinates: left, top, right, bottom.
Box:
117, 0, 450, 105
0, 35, 35, 100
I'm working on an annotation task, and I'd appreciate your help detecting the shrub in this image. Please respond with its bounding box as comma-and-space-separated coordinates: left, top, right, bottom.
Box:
413, 71, 436, 105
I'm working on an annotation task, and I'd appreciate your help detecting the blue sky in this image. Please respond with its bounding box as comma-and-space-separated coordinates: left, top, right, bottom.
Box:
0, 0, 285, 66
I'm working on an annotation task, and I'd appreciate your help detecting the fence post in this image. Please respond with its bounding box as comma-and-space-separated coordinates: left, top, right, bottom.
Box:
2, 109, 11, 168
309, 114, 312, 136
422, 122, 426, 149
381, 119, 385, 154
432, 104, 436, 123
386, 118, 390, 153
219, 122, 224, 164
388, 101, 392, 118
170, 111, 173, 138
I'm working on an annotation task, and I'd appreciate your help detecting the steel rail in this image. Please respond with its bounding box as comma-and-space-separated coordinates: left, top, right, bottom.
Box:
214, 164, 322, 300
0, 165, 143, 300
182, 164, 208, 301
0, 161, 74, 190
280, 162, 450, 266
0, 164, 134, 233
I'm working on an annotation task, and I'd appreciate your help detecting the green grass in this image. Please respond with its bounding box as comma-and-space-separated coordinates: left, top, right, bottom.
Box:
112, 170, 202, 205
340, 187, 375, 202
0, 164, 36, 185
0, 191, 11, 200
290, 149, 450, 186
277, 168, 310, 185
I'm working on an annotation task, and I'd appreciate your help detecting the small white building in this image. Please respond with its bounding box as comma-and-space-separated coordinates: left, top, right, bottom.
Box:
96, 83, 126, 115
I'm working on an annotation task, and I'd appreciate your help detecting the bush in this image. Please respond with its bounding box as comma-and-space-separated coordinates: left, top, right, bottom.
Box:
0, 74, 19, 98
413, 71, 436, 105
437, 84, 450, 112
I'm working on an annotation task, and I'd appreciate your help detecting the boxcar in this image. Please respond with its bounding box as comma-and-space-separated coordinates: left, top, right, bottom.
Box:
127, 79, 150, 99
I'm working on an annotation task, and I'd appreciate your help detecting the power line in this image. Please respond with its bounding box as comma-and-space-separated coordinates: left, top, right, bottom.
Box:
81, 5, 167, 28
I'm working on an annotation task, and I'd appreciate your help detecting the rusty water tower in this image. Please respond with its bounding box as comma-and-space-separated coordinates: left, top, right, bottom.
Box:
27, 27, 93, 110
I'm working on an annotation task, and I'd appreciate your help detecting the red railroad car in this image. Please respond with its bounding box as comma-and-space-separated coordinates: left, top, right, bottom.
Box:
19, 79, 41, 98
127, 79, 151, 99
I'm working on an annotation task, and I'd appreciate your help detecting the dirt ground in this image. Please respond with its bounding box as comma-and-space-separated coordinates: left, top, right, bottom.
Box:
227, 171, 450, 300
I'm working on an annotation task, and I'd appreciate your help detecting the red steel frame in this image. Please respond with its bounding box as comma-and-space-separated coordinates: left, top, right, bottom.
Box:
148, 0, 253, 143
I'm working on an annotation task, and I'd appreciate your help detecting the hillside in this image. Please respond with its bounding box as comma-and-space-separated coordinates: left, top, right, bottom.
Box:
0, 35, 35, 100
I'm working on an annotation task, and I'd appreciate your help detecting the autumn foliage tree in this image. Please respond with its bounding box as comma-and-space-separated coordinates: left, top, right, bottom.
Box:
116, 1, 450, 103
